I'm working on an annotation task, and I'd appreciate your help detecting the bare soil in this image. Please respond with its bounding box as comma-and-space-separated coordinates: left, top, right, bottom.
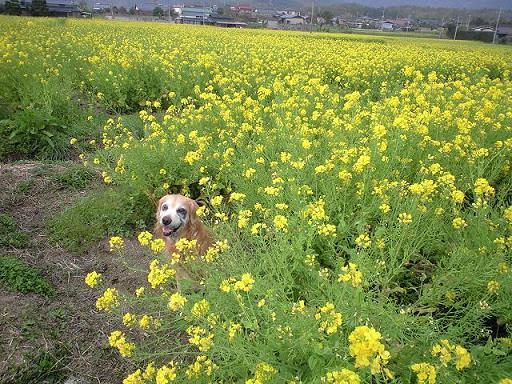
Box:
0, 162, 149, 384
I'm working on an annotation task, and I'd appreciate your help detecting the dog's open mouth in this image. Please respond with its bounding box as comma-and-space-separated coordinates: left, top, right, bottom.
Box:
162, 225, 181, 237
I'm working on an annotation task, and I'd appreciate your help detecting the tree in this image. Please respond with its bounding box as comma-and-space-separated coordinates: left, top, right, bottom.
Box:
118, 6, 127, 14
318, 9, 333, 25
153, 6, 163, 18
129, 6, 136, 15
31, 0, 48, 16
4, 0, 22, 15
78, 0, 92, 13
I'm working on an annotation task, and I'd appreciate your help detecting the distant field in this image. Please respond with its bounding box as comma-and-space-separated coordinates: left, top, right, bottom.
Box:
1, 16, 512, 384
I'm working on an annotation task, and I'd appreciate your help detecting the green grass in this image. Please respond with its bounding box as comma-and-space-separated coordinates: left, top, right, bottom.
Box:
52, 164, 96, 190
0, 214, 29, 248
47, 188, 152, 253
6, 346, 70, 384
0, 255, 54, 297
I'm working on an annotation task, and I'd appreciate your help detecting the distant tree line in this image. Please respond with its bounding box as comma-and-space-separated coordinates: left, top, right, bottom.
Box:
1, 0, 48, 15
309, 3, 510, 27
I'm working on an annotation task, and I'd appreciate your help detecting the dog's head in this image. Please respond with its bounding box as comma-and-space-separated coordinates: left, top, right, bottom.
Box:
156, 194, 199, 240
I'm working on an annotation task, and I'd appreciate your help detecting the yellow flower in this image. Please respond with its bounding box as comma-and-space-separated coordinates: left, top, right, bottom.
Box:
168, 292, 187, 311
474, 178, 494, 197
355, 233, 371, 248
150, 239, 165, 253
69, 137, 77, 145
292, 300, 306, 314
85, 271, 102, 288
318, 223, 337, 237
196, 205, 206, 217
273, 215, 288, 232
324, 368, 360, 384
109, 236, 124, 251
454, 345, 472, 370
148, 259, 176, 288
411, 363, 436, 384
246, 362, 277, 384
139, 314, 153, 330
123, 369, 143, 384
228, 321, 241, 340
451, 190, 465, 204
123, 312, 136, 327
96, 287, 119, 312
187, 326, 214, 352
498, 262, 509, 274
186, 355, 217, 379
138, 231, 153, 246
229, 192, 246, 202
398, 212, 412, 224
488, 280, 500, 294
108, 330, 135, 357
191, 299, 210, 317
348, 325, 390, 374
338, 262, 363, 287
243, 168, 256, 178
452, 217, 467, 229
211, 195, 223, 206
315, 302, 343, 335
156, 362, 177, 384
379, 203, 391, 213
431, 340, 471, 370
233, 273, 255, 292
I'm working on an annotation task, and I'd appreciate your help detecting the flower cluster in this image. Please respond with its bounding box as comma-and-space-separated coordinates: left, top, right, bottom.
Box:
315, 303, 343, 335
431, 340, 471, 370
348, 326, 390, 374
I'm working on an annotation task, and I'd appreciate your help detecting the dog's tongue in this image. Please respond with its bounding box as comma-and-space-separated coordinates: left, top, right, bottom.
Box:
163, 226, 178, 237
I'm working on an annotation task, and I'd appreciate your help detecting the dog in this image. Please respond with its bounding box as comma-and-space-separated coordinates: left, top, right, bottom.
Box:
155, 194, 212, 290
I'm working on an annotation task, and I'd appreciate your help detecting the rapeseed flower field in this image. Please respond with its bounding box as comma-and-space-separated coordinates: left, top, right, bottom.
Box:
2, 16, 512, 383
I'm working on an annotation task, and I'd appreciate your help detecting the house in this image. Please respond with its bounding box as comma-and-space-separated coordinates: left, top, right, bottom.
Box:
253, 8, 274, 18
279, 14, 305, 25
381, 20, 394, 30
473, 26, 495, 32
233, 5, 252, 15
176, 7, 211, 24
18, 0, 81, 16
208, 14, 247, 28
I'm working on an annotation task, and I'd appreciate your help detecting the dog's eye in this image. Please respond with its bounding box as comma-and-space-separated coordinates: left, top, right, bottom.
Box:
177, 207, 187, 215
162, 204, 168, 211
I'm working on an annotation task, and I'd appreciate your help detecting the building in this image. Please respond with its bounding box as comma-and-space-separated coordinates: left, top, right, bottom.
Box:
176, 7, 211, 24
233, 5, 252, 15
279, 14, 305, 25
381, 20, 394, 30
208, 14, 247, 28
17, 0, 81, 16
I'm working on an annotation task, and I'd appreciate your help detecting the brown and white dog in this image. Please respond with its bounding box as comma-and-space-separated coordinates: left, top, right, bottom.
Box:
155, 194, 212, 289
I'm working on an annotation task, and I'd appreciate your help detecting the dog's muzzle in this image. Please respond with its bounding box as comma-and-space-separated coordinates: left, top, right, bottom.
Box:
161, 216, 182, 238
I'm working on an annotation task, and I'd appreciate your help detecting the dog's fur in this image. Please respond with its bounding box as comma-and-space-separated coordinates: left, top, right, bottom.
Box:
155, 194, 212, 289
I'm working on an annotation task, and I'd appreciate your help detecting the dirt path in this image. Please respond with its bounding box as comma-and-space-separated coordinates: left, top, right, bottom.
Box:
0, 162, 147, 384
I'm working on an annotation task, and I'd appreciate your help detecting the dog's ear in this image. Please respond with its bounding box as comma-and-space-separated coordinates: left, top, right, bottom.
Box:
154, 197, 164, 237
188, 198, 200, 225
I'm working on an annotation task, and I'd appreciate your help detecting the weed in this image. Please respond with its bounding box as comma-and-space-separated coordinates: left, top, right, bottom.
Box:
47, 188, 152, 253
53, 164, 96, 190
0, 255, 54, 296
0, 214, 29, 248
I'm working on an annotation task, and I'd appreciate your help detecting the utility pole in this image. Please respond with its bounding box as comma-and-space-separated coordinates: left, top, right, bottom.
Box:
466, 14, 471, 29
310, 0, 314, 32
453, 16, 459, 40
493, 8, 502, 44
439, 16, 444, 38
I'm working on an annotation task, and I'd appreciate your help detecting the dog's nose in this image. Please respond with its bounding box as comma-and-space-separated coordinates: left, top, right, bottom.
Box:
162, 216, 172, 226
